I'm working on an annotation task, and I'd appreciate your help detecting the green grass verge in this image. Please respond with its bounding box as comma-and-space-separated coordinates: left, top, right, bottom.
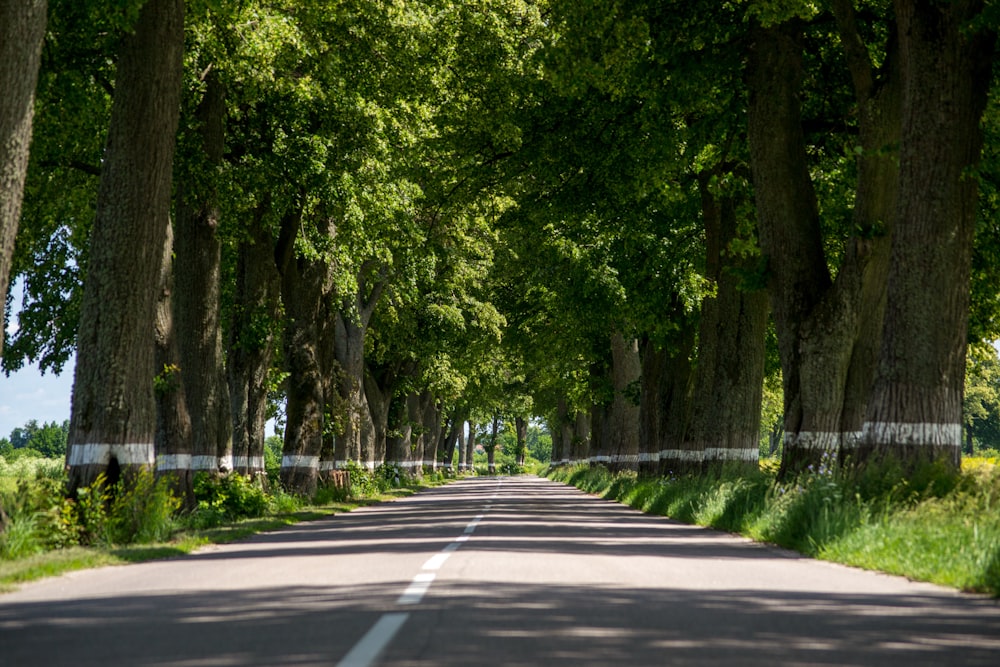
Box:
0, 475, 449, 592
546, 459, 1000, 597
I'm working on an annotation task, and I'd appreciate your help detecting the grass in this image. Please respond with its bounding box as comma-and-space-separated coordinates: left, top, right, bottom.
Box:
0, 464, 454, 592
547, 456, 1000, 596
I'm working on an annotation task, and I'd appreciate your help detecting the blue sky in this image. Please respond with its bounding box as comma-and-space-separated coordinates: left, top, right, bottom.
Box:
0, 358, 74, 439
1, 284, 74, 439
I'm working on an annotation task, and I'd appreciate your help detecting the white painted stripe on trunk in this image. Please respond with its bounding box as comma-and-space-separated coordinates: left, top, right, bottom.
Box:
657, 449, 704, 462
397, 573, 435, 605
191, 455, 219, 471
335, 460, 351, 469
232, 456, 265, 470
319, 460, 337, 472
703, 447, 759, 462
784, 431, 840, 451
861, 421, 962, 447
281, 455, 320, 470
637, 452, 660, 463
156, 454, 192, 471
67, 443, 155, 467
336, 612, 410, 667
218, 454, 234, 472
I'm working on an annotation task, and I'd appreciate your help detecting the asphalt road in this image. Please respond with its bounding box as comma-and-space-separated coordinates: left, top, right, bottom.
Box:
2, 475, 999, 666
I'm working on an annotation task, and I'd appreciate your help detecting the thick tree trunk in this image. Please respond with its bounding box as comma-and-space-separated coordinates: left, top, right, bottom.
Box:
153, 223, 194, 509
862, 0, 994, 468
652, 327, 695, 475
686, 178, 768, 473
747, 19, 899, 476
335, 313, 373, 468
606, 332, 641, 471
67, 0, 184, 493
279, 253, 332, 496
174, 72, 233, 477
0, 0, 46, 357
227, 218, 281, 488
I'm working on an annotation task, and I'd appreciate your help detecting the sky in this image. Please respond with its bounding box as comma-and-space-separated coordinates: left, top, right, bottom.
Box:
0, 358, 74, 440
0, 283, 74, 439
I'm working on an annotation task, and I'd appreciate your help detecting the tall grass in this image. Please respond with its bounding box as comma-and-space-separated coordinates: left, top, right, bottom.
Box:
548, 457, 1000, 596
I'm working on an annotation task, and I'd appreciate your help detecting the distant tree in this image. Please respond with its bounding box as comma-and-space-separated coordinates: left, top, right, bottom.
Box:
6, 419, 68, 457
0, 437, 11, 456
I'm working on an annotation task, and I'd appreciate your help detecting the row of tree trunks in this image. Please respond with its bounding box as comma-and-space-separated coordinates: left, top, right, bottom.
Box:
746, 2, 992, 475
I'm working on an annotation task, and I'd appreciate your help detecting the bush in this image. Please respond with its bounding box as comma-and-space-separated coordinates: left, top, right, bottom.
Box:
73, 471, 180, 546
192, 471, 268, 522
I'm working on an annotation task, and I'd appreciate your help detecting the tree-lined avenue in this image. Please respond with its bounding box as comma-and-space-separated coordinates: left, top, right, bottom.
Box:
2, 477, 999, 666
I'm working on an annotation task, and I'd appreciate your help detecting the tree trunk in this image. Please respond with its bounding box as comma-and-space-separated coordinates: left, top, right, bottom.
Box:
554, 399, 573, 467
605, 332, 641, 471
227, 217, 281, 488
650, 326, 695, 475
514, 416, 528, 466
747, 18, 899, 477
67, 0, 184, 493
487, 414, 500, 474
420, 392, 441, 472
153, 223, 194, 509
0, 0, 46, 357
863, 0, 994, 468
335, 313, 372, 468
686, 177, 768, 473
174, 71, 233, 476
465, 421, 478, 472
279, 253, 332, 496
572, 410, 590, 464
457, 423, 468, 471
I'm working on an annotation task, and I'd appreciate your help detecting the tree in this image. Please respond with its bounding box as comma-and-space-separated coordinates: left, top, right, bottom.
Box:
862, 0, 996, 468
0, 0, 47, 356
66, 0, 185, 492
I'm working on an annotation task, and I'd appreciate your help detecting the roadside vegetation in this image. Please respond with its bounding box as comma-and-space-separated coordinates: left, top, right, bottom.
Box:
547, 454, 1000, 597
0, 446, 455, 592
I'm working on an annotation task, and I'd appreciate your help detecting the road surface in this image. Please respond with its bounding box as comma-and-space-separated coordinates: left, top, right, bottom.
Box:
2, 475, 999, 666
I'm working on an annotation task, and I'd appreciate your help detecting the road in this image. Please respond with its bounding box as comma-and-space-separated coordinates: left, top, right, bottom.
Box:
1, 475, 999, 666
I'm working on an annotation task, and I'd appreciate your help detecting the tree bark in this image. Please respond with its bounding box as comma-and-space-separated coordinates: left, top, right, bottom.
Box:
686, 177, 768, 473
747, 17, 900, 476
0, 0, 46, 357
465, 421, 478, 472
649, 327, 695, 475
278, 216, 334, 496
153, 222, 194, 509
863, 0, 995, 468
227, 216, 281, 489
67, 0, 184, 493
174, 71, 233, 477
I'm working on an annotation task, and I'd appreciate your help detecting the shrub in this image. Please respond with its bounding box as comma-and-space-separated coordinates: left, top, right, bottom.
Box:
72, 471, 180, 546
192, 471, 268, 522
